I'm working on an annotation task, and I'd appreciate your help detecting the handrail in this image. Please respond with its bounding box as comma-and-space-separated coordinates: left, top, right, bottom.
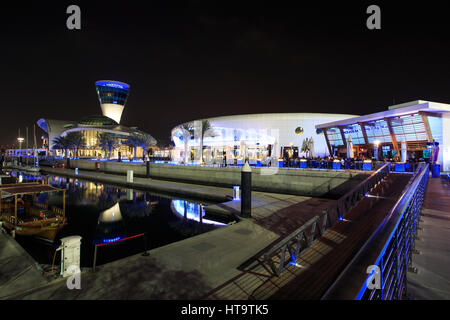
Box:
321, 163, 429, 300
334, 163, 390, 220
263, 163, 391, 277
263, 213, 331, 276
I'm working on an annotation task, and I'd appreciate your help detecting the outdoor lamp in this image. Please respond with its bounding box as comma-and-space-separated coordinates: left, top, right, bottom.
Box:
17, 137, 24, 150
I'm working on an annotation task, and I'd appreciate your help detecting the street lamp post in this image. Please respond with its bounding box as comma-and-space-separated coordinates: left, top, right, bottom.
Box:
17, 134, 24, 165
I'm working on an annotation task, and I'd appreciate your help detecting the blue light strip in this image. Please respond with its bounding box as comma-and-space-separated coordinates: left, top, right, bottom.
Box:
102, 236, 122, 243
354, 164, 428, 300
95, 80, 130, 90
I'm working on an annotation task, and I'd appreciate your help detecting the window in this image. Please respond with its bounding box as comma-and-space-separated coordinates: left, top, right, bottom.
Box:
390, 114, 428, 142
342, 124, 365, 145
364, 120, 392, 144
325, 127, 344, 146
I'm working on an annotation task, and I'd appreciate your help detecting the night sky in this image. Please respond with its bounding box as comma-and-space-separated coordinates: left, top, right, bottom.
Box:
1, 1, 449, 147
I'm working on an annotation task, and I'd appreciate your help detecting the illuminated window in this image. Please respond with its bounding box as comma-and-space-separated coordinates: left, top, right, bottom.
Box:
364, 120, 392, 144
342, 124, 365, 145
325, 127, 344, 146
390, 114, 428, 142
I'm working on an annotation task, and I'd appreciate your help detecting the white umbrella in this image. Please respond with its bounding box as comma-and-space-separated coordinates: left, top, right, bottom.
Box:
347, 136, 354, 159
240, 140, 246, 159
308, 137, 315, 158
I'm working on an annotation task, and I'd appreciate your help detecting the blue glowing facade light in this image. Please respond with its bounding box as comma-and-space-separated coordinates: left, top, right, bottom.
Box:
95, 80, 130, 106
102, 236, 122, 243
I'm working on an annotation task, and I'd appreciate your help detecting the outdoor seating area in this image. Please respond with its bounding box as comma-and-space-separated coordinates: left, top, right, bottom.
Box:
277, 156, 427, 172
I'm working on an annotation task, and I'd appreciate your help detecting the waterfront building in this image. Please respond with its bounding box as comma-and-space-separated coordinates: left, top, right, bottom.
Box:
95, 80, 130, 124
170, 113, 357, 164
316, 100, 450, 171
35, 80, 156, 159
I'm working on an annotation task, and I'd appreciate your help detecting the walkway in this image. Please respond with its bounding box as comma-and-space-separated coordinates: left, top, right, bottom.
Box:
407, 176, 450, 299
3, 168, 413, 300
3, 169, 335, 299
206, 173, 411, 300
0, 230, 49, 298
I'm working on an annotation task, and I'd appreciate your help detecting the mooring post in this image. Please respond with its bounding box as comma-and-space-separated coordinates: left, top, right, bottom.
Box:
93, 245, 98, 272
146, 159, 150, 178
241, 161, 252, 218
142, 233, 149, 256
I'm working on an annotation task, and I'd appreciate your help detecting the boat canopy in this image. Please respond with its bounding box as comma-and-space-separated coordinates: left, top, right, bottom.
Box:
0, 184, 63, 195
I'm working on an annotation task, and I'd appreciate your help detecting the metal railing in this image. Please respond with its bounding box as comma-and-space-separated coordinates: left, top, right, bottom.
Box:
334, 163, 390, 220
321, 163, 429, 300
263, 163, 391, 277
263, 214, 330, 276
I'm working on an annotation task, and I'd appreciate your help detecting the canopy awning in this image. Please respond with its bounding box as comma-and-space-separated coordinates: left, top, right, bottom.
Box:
0, 184, 63, 195
0, 182, 40, 190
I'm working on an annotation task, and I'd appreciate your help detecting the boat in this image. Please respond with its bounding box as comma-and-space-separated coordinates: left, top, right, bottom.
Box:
0, 174, 17, 185
4, 163, 40, 173
0, 182, 67, 241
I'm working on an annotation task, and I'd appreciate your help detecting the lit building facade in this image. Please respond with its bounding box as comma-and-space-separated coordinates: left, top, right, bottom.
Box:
36, 80, 156, 159
170, 113, 357, 164
37, 115, 156, 159
95, 80, 130, 124
316, 100, 450, 171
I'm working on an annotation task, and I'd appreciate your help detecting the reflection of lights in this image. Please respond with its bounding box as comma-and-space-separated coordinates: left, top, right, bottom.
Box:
102, 236, 121, 243
99, 202, 122, 222
233, 186, 240, 200
288, 261, 305, 268
171, 200, 226, 225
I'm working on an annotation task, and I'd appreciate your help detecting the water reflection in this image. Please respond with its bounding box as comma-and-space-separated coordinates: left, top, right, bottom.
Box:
171, 200, 226, 226
7, 171, 231, 267
95, 202, 126, 245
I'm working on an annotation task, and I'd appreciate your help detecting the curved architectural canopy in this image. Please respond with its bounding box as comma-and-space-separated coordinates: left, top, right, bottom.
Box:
170, 113, 357, 163
79, 115, 119, 127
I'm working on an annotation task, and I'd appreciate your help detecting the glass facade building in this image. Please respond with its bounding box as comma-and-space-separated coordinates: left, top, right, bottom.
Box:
95, 80, 130, 123
95, 81, 130, 106
316, 100, 450, 171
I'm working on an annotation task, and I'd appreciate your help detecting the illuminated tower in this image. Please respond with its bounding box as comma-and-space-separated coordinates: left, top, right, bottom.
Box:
95, 80, 130, 123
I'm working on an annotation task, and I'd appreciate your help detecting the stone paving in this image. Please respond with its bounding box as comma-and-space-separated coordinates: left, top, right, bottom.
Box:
0, 230, 49, 299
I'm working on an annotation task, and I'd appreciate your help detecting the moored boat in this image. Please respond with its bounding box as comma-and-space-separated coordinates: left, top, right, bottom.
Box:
0, 182, 66, 241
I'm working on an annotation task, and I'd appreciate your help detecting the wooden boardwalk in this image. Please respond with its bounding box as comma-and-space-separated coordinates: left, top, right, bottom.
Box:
204, 173, 412, 300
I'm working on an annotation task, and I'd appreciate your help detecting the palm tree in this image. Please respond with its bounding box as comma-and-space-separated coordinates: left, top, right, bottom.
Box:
177, 122, 194, 164
125, 134, 141, 160
198, 120, 213, 164
52, 136, 71, 158
97, 132, 119, 159
65, 131, 86, 159
301, 137, 310, 158
126, 133, 157, 160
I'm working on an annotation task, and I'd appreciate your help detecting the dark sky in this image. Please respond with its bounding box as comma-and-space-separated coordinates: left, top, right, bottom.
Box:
1, 1, 449, 146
